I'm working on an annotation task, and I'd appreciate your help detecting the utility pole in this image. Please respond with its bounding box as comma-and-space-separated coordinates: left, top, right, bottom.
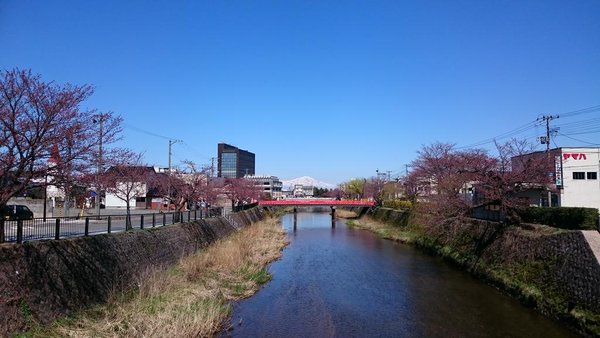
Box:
538, 114, 560, 152
167, 139, 181, 208
168, 139, 181, 175
95, 113, 104, 219
376, 169, 391, 182
538, 114, 559, 208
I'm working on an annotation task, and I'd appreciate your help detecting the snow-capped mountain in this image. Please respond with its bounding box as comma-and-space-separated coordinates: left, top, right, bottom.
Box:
282, 176, 336, 190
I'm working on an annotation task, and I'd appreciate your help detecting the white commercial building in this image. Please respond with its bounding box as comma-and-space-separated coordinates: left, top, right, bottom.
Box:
244, 175, 283, 200
513, 147, 600, 211
554, 147, 600, 211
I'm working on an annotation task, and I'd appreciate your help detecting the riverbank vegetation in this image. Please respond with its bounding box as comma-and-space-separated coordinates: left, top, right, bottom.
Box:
348, 211, 600, 337
25, 217, 287, 337
347, 215, 418, 243
335, 140, 577, 230
334, 208, 359, 219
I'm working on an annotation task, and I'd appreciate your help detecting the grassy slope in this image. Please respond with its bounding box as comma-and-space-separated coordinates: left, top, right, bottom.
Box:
347, 215, 600, 337
22, 217, 288, 338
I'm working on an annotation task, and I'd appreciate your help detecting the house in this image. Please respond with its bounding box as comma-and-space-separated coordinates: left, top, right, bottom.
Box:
103, 166, 166, 209
293, 184, 314, 198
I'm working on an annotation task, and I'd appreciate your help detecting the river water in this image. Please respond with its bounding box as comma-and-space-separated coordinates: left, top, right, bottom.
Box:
222, 212, 578, 337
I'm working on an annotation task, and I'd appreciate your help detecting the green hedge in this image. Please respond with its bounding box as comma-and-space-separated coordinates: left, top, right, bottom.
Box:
382, 199, 413, 210
519, 207, 599, 230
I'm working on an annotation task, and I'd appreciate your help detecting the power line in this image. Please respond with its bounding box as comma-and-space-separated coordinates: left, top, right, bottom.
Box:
560, 129, 600, 136
556, 117, 600, 128
455, 120, 538, 149
558, 121, 600, 135
455, 104, 599, 151
123, 123, 214, 165
557, 105, 600, 118
561, 129, 600, 136
181, 142, 212, 161
123, 123, 173, 140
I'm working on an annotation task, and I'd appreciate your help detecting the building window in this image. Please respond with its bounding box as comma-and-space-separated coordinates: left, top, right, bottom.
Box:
573, 172, 585, 180
221, 152, 237, 178
588, 172, 598, 180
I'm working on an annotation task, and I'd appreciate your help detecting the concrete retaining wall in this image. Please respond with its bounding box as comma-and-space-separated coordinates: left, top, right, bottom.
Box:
367, 208, 600, 334
0, 207, 265, 335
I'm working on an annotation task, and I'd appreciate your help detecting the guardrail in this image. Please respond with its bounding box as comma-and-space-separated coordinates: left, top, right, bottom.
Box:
0, 207, 223, 244
232, 202, 259, 213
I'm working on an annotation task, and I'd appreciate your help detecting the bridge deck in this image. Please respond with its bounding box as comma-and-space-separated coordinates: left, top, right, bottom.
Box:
259, 200, 376, 207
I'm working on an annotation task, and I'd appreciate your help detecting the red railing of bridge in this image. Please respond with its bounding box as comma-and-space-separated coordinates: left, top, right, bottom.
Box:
259, 199, 376, 206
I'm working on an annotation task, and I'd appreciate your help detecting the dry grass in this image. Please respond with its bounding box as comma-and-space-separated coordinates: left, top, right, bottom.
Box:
334, 209, 359, 219
36, 217, 287, 338
347, 216, 419, 243
348, 216, 387, 230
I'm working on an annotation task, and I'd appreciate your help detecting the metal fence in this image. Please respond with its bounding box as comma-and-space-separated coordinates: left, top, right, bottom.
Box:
232, 202, 259, 213
0, 207, 223, 244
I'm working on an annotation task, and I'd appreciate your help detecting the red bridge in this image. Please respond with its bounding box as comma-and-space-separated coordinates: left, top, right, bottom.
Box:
259, 199, 376, 207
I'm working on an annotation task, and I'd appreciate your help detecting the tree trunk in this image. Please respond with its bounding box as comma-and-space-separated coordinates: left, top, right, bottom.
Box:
126, 199, 131, 230
63, 187, 70, 218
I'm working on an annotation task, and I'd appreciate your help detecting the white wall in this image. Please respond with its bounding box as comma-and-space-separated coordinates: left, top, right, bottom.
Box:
105, 182, 146, 208
560, 148, 600, 211
105, 193, 128, 208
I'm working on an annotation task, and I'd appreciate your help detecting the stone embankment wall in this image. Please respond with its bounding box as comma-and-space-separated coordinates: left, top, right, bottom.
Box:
0, 208, 265, 336
366, 208, 600, 335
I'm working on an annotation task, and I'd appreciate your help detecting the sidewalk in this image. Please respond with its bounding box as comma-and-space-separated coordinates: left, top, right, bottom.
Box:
582, 230, 600, 265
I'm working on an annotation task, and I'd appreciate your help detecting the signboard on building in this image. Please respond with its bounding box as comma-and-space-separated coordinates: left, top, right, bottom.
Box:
563, 153, 587, 160
555, 155, 563, 188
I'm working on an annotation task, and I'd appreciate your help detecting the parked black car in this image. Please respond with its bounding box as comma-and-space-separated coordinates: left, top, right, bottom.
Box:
0, 205, 34, 220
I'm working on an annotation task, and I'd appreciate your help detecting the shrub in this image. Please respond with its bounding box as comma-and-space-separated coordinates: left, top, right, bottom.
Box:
519, 207, 599, 230
382, 199, 413, 210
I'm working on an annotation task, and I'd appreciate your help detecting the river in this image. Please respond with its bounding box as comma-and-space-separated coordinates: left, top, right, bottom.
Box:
222, 212, 578, 337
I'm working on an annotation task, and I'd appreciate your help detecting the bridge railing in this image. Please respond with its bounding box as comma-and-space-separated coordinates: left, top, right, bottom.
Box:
259, 199, 376, 206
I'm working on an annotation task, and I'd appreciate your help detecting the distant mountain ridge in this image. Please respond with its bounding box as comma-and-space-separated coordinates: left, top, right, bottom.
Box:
282, 176, 336, 190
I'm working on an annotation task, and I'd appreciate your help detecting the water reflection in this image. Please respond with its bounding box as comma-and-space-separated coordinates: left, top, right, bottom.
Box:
222, 213, 577, 338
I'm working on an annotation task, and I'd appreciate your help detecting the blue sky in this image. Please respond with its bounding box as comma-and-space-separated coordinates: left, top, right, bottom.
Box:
1, 0, 599, 184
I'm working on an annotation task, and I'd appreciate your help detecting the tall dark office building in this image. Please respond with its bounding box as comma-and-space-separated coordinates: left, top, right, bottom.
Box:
217, 143, 255, 178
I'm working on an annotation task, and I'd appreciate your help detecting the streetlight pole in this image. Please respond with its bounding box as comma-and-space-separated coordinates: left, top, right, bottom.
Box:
167, 139, 181, 210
